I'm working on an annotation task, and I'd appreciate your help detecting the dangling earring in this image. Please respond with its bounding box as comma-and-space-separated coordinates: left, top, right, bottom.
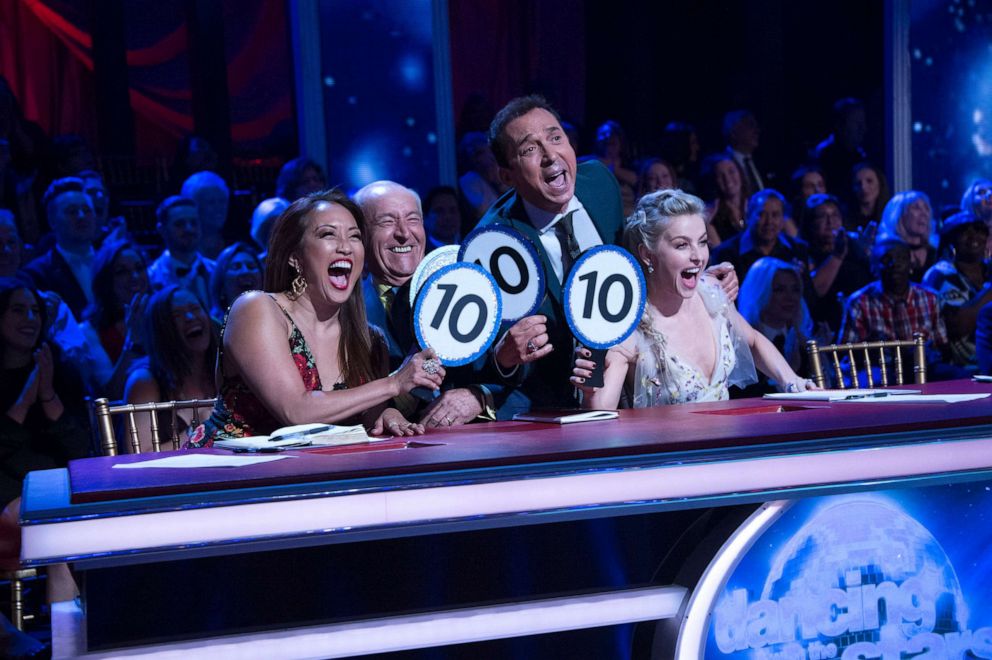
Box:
646, 262, 654, 274
287, 262, 307, 300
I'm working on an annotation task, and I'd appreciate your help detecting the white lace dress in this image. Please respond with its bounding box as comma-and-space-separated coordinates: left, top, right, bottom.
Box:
630, 282, 756, 407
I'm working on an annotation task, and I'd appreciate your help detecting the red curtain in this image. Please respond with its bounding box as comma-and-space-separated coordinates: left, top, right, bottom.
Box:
0, 0, 97, 141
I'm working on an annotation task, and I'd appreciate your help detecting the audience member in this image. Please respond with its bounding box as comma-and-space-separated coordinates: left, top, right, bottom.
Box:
700, 153, 749, 245
849, 162, 890, 230
723, 109, 765, 192
209, 242, 263, 325
801, 193, 873, 333
813, 98, 869, 193
79, 239, 149, 398
181, 170, 229, 259
249, 196, 289, 259
78, 169, 126, 244
276, 157, 326, 202
960, 178, 992, 226
923, 211, 992, 370
457, 132, 505, 224
738, 257, 817, 391
147, 195, 215, 306
711, 189, 808, 282
571, 190, 813, 408
590, 120, 637, 188
636, 157, 678, 199
877, 190, 938, 282
422, 185, 462, 251
0, 278, 89, 604
960, 178, 992, 255
0, 210, 21, 277
785, 164, 828, 237
839, 239, 947, 352
21, 177, 97, 317
188, 190, 440, 447
124, 286, 218, 452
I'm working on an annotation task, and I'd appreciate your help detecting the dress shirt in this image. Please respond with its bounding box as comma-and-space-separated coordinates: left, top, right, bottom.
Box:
54, 244, 95, 304
522, 196, 601, 283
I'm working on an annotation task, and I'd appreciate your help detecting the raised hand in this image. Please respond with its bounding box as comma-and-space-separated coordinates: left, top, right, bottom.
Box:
392, 348, 445, 394
494, 315, 552, 369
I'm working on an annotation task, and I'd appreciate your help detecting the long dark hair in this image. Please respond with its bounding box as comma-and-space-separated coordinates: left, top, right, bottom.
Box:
84, 239, 147, 330
144, 285, 217, 397
264, 189, 381, 387
0, 277, 47, 354
209, 241, 262, 321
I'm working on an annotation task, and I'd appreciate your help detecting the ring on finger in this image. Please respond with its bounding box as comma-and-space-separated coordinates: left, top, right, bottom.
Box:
526, 340, 538, 353
422, 358, 441, 375
444, 416, 452, 426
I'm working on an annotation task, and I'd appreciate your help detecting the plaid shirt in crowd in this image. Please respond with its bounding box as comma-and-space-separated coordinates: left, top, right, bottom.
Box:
839, 281, 948, 347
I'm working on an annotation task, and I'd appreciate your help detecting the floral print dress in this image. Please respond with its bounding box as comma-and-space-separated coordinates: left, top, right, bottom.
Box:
187, 297, 326, 448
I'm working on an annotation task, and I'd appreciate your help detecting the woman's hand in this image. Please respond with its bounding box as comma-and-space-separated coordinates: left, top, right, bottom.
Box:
570, 346, 600, 394
781, 377, 821, 393
35, 343, 56, 401
370, 408, 425, 437
391, 348, 445, 395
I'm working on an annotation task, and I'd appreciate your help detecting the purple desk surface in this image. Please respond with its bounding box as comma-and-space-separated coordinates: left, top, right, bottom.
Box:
68, 380, 992, 504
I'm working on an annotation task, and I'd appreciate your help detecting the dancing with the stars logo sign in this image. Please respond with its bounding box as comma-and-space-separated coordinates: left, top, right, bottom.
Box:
706, 486, 992, 659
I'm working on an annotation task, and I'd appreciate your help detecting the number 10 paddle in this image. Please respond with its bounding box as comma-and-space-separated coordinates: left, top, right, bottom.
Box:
563, 246, 646, 388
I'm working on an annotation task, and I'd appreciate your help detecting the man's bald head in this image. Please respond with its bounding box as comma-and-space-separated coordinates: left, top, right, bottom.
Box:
353, 181, 425, 286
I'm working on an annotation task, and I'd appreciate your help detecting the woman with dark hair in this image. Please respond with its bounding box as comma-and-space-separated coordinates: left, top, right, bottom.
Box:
636, 157, 678, 199
189, 189, 443, 447
209, 242, 263, 324
799, 193, 873, 333
123, 286, 217, 452
80, 239, 149, 398
700, 153, 750, 246
0, 278, 89, 602
276, 157, 326, 202
785, 165, 828, 238
850, 162, 891, 231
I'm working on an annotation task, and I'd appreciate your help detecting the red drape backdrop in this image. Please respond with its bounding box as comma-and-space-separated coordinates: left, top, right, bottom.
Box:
0, 0, 293, 157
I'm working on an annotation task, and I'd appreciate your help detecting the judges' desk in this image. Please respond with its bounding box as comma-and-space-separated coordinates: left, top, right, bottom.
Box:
19, 380, 992, 659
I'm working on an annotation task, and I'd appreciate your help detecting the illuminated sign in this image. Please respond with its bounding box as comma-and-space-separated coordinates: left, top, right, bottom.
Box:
697, 486, 992, 659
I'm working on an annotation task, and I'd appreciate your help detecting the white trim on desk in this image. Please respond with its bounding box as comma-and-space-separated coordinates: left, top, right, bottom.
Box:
23, 435, 992, 564
52, 585, 688, 659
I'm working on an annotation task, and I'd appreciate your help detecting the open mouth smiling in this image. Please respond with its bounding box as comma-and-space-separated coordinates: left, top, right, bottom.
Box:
328, 259, 353, 290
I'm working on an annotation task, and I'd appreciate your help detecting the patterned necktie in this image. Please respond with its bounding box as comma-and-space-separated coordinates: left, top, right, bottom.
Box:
554, 210, 581, 280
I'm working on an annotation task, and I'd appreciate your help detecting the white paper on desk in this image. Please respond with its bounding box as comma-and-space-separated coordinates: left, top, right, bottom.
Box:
833, 393, 990, 404
111, 454, 292, 469
765, 388, 922, 401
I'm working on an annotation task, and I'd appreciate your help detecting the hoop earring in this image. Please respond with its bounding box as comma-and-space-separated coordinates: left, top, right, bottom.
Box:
286, 269, 307, 300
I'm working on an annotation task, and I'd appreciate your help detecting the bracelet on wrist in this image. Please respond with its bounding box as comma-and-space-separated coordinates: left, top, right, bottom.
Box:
39, 392, 58, 403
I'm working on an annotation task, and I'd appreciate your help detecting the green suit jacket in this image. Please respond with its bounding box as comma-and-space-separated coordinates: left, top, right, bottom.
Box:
476, 159, 625, 415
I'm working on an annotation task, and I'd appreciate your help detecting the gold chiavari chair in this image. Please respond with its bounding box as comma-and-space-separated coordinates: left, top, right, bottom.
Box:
806, 333, 927, 389
92, 397, 217, 456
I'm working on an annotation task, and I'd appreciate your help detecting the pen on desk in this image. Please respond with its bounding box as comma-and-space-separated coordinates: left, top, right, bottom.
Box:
842, 392, 891, 400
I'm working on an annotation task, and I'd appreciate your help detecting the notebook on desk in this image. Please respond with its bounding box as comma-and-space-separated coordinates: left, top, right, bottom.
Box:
764, 389, 921, 402
512, 409, 619, 424
213, 423, 372, 451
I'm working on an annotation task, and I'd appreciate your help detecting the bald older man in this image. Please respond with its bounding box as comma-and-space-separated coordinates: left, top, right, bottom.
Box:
354, 181, 496, 427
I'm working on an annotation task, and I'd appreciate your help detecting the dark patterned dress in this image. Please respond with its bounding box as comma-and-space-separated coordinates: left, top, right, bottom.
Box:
187, 296, 327, 448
